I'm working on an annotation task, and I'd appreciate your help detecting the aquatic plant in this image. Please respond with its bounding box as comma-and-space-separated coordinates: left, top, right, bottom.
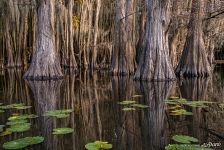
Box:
2, 136, 44, 149
85, 141, 112, 150
118, 100, 149, 111
44, 109, 74, 118
165, 135, 213, 150
53, 128, 74, 135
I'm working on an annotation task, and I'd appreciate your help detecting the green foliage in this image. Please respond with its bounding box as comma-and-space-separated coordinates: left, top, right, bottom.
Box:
0, 103, 32, 110
72, 16, 80, 29
7, 123, 31, 133
165, 135, 212, 150
172, 135, 198, 144
85, 141, 112, 150
52, 128, 74, 135
2, 136, 44, 149
118, 100, 149, 111
165, 97, 214, 116
44, 109, 73, 118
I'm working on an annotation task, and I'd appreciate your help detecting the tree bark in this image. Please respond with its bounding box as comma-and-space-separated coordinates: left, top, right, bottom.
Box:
110, 0, 136, 75
24, 0, 63, 80
175, 0, 211, 77
134, 0, 176, 81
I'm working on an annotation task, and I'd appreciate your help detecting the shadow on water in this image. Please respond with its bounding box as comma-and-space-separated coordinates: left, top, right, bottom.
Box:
0, 68, 224, 149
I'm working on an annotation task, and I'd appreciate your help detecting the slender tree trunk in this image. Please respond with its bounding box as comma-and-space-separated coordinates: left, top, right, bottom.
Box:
24, 0, 63, 80
134, 0, 176, 81
175, 0, 211, 77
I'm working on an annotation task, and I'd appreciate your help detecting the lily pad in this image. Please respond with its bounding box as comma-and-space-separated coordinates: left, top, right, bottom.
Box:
0, 130, 12, 136
0, 109, 4, 113
6, 119, 28, 126
132, 95, 143, 98
165, 144, 213, 150
14, 106, 32, 110
85, 141, 112, 150
172, 135, 199, 144
7, 123, 31, 133
52, 128, 74, 135
131, 104, 149, 108
170, 109, 193, 116
8, 114, 38, 121
2, 136, 44, 149
118, 100, 136, 105
44, 109, 73, 118
122, 107, 136, 111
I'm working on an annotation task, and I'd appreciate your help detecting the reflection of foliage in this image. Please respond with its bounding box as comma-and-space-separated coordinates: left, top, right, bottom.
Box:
85, 141, 112, 150
165, 135, 212, 150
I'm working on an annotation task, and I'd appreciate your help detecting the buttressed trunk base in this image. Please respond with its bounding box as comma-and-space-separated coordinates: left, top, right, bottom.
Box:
23, 0, 63, 80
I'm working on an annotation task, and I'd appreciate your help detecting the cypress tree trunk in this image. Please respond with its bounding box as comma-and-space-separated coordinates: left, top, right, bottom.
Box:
175, 0, 211, 77
110, 0, 136, 75
134, 0, 175, 81
24, 0, 63, 80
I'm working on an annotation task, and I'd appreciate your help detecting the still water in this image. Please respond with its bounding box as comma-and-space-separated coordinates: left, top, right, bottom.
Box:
0, 66, 224, 150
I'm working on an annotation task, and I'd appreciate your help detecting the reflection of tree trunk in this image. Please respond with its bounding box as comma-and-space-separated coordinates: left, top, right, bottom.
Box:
135, 81, 173, 150
179, 78, 210, 143
26, 80, 62, 150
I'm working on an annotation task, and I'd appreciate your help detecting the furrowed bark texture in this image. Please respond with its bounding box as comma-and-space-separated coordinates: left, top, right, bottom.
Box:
134, 0, 176, 81
175, 0, 211, 77
110, 0, 136, 75
24, 0, 63, 80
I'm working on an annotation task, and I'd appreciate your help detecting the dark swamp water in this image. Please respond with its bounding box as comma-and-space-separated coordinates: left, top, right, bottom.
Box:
0, 66, 224, 150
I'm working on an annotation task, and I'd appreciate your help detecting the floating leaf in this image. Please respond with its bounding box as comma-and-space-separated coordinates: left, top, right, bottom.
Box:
0, 103, 3, 105
169, 96, 180, 99
0, 130, 12, 136
44, 109, 73, 118
118, 101, 136, 105
53, 128, 74, 135
165, 144, 213, 150
172, 135, 199, 144
2, 136, 44, 149
14, 106, 32, 110
132, 95, 143, 98
8, 114, 38, 121
0, 125, 5, 132
8, 123, 31, 133
131, 104, 149, 108
0, 109, 4, 113
6, 120, 28, 126
85, 141, 112, 150
122, 107, 136, 111
170, 109, 193, 116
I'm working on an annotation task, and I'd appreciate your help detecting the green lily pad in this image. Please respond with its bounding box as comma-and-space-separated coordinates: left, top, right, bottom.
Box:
172, 135, 199, 144
132, 95, 143, 98
118, 101, 136, 105
170, 109, 193, 116
165, 144, 213, 150
44, 109, 73, 118
7, 123, 31, 133
85, 141, 112, 150
0, 109, 4, 113
6, 119, 28, 126
52, 128, 74, 135
8, 114, 38, 121
122, 107, 136, 111
2, 136, 44, 149
0, 103, 3, 105
14, 106, 32, 110
131, 104, 149, 108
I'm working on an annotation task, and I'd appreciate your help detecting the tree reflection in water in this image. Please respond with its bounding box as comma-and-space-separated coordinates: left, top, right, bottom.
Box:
0, 69, 224, 149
